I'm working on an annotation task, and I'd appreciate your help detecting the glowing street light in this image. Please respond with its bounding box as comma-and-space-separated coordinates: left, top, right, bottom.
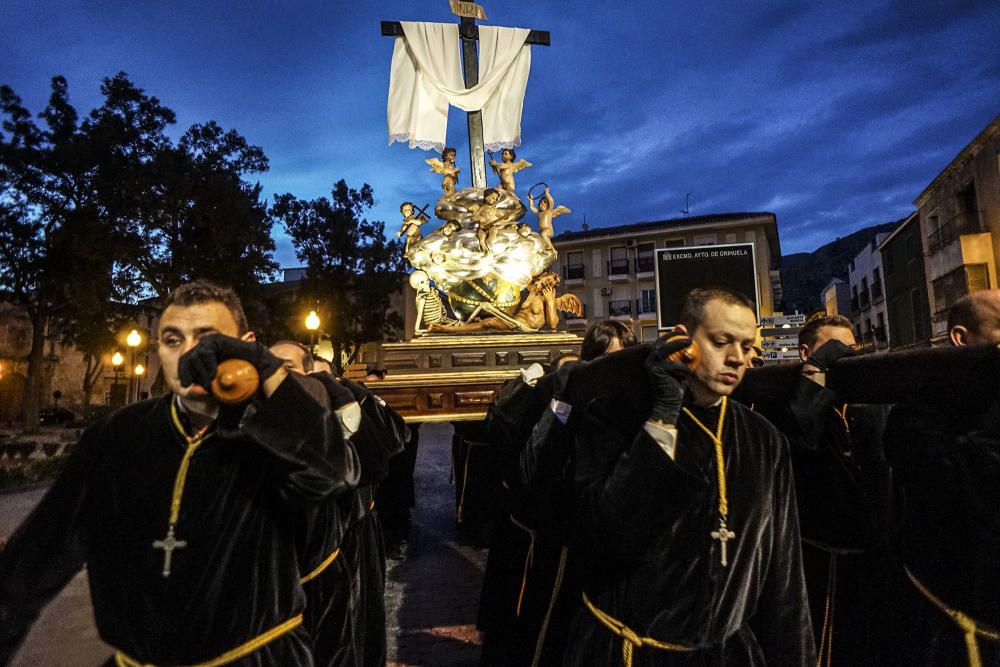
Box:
134, 364, 145, 377
126, 330, 142, 403
305, 310, 321, 355
112, 351, 124, 367
126, 329, 142, 348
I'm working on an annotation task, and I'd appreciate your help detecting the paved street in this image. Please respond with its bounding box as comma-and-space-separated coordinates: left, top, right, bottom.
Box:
0, 422, 487, 666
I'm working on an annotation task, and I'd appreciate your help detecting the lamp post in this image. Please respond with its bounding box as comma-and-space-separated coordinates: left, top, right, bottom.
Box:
126, 329, 142, 403
134, 363, 145, 401
305, 310, 320, 357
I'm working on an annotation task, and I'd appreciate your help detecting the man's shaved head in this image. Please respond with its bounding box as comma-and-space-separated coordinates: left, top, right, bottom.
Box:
948, 290, 1000, 346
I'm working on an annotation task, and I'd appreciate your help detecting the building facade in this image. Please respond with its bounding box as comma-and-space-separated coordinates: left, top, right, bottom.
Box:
820, 277, 851, 317
848, 233, 891, 351
914, 115, 1000, 343
550, 212, 782, 341
877, 212, 932, 348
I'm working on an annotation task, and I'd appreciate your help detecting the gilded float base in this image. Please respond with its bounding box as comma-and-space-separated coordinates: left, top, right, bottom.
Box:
367, 332, 583, 423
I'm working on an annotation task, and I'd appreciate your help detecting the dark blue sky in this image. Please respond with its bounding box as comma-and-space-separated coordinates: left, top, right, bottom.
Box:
4, 1, 999, 266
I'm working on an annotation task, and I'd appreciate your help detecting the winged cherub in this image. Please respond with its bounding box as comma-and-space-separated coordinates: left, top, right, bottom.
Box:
489, 148, 532, 195
528, 186, 571, 255
397, 201, 429, 255
426, 147, 460, 195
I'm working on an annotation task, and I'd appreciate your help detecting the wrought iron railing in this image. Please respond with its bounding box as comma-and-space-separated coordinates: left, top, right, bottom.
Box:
608, 258, 630, 275
608, 299, 632, 317
927, 210, 983, 255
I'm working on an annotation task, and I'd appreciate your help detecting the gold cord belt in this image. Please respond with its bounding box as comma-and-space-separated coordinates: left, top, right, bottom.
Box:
582, 592, 692, 667
114, 614, 303, 667
300, 548, 341, 585
905, 567, 1000, 667
509, 515, 538, 617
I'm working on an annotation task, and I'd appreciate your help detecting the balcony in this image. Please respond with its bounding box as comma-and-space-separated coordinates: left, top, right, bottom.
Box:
636, 298, 656, 315
927, 210, 983, 255
563, 264, 585, 281
608, 299, 632, 318
859, 289, 870, 309
607, 258, 630, 278
635, 256, 655, 274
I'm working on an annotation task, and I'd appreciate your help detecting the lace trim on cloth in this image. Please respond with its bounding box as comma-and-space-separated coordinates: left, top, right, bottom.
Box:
389, 133, 445, 152
484, 139, 522, 152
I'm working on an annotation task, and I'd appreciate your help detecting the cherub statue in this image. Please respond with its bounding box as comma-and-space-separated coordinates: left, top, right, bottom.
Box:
410, 270, 459, 335
473, 188, 506, 254
489, 148, 532, 195
429, 272, 583, 333
528, 186, 571, 255
426, 147, 460, 195
396, 201, 429, 255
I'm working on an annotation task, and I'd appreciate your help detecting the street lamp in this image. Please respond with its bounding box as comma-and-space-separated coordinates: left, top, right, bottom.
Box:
305, 310, 320, 356
127, 330, 142, 403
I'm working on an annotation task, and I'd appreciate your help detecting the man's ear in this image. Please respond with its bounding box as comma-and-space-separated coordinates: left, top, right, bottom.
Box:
949, 325, 969, 347
798, 343, 811, 363
241, 331, 257, 343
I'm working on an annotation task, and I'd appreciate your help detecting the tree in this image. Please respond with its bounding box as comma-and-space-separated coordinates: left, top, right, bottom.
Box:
272, 180, 406, 371
1, 73, 279, 429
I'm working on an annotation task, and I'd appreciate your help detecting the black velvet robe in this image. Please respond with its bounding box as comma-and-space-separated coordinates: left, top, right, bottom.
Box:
763, 378, 893, 666
567, 395, 814, 666
880, 404, 1000, 666
0, 374, 359, 666
298, 373, 406, 667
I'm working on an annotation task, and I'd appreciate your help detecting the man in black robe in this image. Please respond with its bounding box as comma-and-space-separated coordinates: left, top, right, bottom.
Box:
270, 340, 364, 667
0, 280, 360, 666
565, 288, 814, 666
770, 316, 892, 665
881, 289, 1000, 665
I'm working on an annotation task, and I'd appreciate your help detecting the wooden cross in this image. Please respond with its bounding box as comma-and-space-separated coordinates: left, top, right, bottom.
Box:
152, 524, 187, 578
711, 520, 736, 567
381, 4, 550, 188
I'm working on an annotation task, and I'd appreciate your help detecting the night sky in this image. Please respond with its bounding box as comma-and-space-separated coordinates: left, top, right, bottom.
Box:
4, 1, 999, 267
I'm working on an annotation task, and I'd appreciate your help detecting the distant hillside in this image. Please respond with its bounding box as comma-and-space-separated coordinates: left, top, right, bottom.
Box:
780, 221, 901, 314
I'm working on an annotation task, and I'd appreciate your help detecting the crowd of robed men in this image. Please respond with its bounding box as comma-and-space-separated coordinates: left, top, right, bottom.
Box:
472, 287, 1000, 666
0, 280, 998, 666
0, 280, 410, 667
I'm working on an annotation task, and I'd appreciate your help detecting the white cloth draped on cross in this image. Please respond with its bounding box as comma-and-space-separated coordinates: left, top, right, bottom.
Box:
387, 21, 531, 152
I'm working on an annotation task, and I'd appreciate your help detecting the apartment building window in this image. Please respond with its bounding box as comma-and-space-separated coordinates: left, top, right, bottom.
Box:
851, 285, 859, 313
608, 246, 629, 276
636, 242, 655, 273
564, 251, 584, 280
860, 277, 870, 308
608, 299, 632, 317
875, 312, 886, 343
872, 267, 883, 300
693, 233, 717, 246
932, 263, 991, 321
637, 288, 656, 314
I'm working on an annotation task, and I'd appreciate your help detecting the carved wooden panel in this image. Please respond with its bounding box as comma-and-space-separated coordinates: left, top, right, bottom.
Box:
427, 392, 445, 409
494, 351, 510, 365
382, 353, 420, 371
379, 391, 420, 412
428, 354, 442, 369
517, 350, 552, 365
452, 352, 487, 367
455, 389, 497, 407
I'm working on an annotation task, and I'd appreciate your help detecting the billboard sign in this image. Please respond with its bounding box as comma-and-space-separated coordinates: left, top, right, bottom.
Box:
654, 243, 759, 330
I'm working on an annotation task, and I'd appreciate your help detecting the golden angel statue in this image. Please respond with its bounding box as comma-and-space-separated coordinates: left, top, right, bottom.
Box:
396, 201, 429, 254
528, 186, 571, 255
473, 188, 506, 254
489, 148, 532, 195
426, 147, 460, 195
429, 272, 583, 333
